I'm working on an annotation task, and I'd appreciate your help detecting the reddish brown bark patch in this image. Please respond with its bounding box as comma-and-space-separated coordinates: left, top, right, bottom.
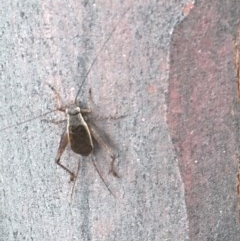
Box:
167, 1, 240, 240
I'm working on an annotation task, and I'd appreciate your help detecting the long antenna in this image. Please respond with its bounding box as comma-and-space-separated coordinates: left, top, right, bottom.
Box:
75, 7, 130, 103
91, 154, 115, 198
0, 109, 57, 132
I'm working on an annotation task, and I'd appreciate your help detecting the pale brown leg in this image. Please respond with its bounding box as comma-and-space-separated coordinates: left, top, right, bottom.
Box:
91, 154, 115, 198
46, 83, 65, 112
42, 84, 66, 127
80, 89, 92, 114
42, 119, 66, 125
81, 108, 91, 114
87, 88, 93, 109
88, 124, 119, 177
91, 114, 127, 121
55, 131, 75, 181
70, 159, 81, 200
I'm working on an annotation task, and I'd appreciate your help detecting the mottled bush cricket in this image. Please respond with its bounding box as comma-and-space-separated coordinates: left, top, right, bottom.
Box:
48, 85, 118, 197
0, 8, 130, 197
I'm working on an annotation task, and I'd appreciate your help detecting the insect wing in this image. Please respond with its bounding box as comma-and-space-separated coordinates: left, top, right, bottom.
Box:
69, 123, 93, 156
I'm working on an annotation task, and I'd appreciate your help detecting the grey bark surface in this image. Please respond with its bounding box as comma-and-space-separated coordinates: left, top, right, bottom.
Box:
0, 1, 189, 241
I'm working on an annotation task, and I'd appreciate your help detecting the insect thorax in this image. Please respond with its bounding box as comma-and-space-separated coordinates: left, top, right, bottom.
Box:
66, 105, 84, 126
66, 104, 81, 115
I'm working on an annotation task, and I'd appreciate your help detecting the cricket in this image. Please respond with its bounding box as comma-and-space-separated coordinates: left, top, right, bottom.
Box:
48, 84, 119, 197
1, 8, 130, 197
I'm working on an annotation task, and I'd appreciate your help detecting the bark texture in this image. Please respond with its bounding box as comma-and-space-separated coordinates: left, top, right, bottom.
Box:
1, 0, 239, 240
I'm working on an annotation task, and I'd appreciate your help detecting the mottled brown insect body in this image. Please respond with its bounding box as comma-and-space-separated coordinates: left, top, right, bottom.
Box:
54, 101, 94, 181
53, 94, 118, 186
67, 105, 93, 156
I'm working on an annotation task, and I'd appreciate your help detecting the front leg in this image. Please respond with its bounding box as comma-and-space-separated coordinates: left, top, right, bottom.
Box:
80, 89, 93, 114
42, 119, 67, 125
55, 130, 75, 181
46, 83, 66, 112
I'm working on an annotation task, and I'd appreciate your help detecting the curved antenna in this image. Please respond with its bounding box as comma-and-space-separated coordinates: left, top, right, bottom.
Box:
74, 7, 130, 104
0, 109, 57, 132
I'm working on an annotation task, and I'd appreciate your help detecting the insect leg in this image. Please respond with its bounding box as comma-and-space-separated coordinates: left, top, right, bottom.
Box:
42, 119, 66, 125
46, 83, 65, 112
81, 89, 93, 114
81, 109, 91, 114
70, 159, 81, 201
91, 114, 127, 121
55, 130, 75, 181
88, 124, 119, 177
91, 154, 115, 198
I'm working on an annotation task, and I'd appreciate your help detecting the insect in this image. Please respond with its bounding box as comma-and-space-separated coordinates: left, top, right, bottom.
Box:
48, 85, 118, 185
1, 8, 130, 196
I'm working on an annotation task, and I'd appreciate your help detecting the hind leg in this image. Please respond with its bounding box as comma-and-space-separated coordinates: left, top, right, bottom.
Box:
88, 124, 119, 177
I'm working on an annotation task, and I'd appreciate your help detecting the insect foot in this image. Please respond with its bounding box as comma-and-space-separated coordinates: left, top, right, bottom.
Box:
54, 131, 78, 182
108, 154, 119, 178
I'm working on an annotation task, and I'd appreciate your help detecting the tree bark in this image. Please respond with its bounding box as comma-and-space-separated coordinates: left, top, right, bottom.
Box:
1, 0, 239, 240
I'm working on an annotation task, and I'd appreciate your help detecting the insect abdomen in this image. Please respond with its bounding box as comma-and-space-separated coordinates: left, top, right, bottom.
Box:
69, 124, 93, 156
